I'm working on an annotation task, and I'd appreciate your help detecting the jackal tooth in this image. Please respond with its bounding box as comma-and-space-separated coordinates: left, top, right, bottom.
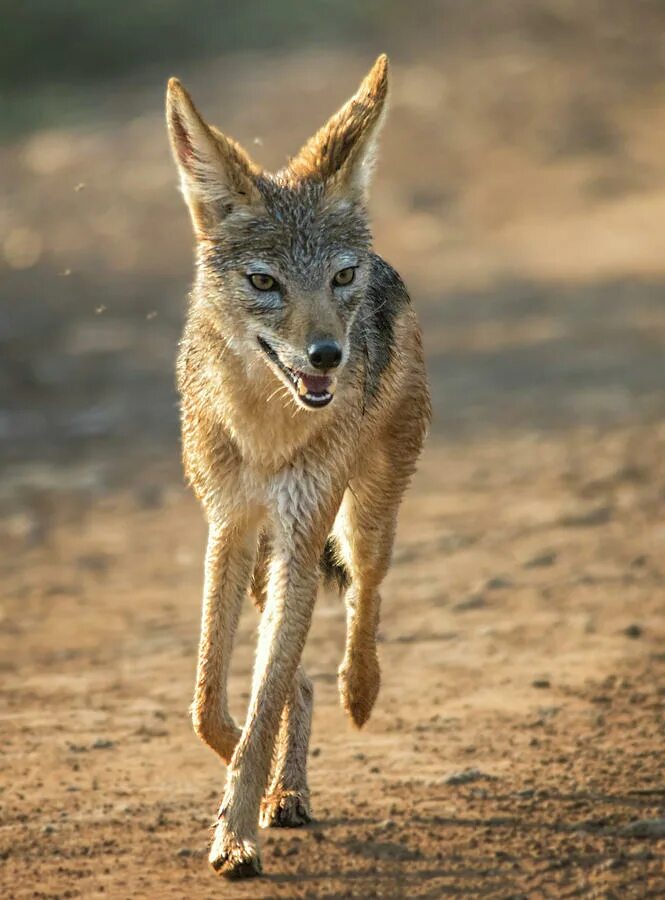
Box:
297, 379, 309, 397
328, 377, 337, 395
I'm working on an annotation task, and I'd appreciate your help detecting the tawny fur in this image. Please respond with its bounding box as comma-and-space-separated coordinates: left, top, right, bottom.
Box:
165, 54, 430, 879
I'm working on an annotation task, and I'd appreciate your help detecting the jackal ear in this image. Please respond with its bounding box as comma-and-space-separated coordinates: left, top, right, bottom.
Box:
166, 78, 263, 234
291, 54, 389, 199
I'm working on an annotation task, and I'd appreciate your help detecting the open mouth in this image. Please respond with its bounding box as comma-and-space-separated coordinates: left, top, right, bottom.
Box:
257, 337, 336, 409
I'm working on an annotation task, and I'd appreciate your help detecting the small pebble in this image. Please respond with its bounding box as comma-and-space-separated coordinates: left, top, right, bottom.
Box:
620, 818, 665, 838
444, 767, 495, 786
485, 576, 513, 590
524, 551, 557, 569
559, 506, 612, 528
453, 593, 485, 612
624, 624, 642, 639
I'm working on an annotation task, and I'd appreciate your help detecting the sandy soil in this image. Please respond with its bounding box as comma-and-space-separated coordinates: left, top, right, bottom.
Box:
1, 427, 665, 898
2, 11, 665, 897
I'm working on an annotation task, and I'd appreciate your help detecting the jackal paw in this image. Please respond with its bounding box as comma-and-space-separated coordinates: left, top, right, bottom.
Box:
338, 649, 381, 728
208, 823, 262, 879
260, 789, 312, 828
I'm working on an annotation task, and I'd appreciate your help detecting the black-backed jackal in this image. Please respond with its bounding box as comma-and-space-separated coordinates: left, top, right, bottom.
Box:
166, 54, 430, 878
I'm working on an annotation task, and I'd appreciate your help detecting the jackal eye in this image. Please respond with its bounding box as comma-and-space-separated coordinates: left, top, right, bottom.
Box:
248, 273, 277, 292
332, 267, 355, 287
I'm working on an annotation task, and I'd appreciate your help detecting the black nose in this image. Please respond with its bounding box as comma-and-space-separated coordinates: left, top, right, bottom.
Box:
308, 339, 342, 370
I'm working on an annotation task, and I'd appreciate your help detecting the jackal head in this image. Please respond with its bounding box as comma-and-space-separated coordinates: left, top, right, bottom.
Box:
166, 56, 389, 410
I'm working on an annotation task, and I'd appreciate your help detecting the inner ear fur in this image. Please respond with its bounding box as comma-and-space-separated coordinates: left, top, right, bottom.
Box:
288, 54, 390, 197
166, 78, 263, 234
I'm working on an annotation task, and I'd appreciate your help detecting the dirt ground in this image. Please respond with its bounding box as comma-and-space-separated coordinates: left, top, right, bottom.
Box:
2, 427, 665, 899
2, 9, 665, 898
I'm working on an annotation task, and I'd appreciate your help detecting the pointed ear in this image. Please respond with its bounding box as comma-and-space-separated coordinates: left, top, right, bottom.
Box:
166, 78, 263, 235
290, 54, 389, 199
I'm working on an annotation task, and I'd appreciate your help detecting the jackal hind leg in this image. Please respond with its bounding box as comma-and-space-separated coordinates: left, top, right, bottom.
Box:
250, 533, 313, 828
335, 447, 414, 728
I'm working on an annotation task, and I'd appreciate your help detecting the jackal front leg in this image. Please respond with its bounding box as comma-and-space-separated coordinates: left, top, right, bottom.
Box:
335, 467, 403, 728
191, 522, 257, 764
209, 479, 337, 878
338, 581, 382, 728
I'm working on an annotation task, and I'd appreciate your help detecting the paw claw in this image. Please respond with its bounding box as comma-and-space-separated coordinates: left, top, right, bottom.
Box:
209, 827, 262, 879
260, 790, 312, 828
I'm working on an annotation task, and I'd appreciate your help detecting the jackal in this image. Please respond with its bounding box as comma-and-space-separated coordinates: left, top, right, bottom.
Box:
166, 54, 430, 878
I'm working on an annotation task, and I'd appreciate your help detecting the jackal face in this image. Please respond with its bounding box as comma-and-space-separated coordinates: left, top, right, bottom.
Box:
166, 56, 389, 410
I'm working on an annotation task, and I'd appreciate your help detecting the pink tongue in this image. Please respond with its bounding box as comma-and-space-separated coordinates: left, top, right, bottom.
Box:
299, 372, 332, 394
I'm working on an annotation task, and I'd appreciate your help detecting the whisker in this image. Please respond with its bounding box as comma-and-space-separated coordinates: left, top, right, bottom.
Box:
266, 384, 287, 404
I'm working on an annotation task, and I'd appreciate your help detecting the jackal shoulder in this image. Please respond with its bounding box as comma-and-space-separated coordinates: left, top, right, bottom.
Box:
355, 252, 412, 403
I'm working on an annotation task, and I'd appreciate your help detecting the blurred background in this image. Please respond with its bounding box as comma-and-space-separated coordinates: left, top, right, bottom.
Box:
2, 0, 665, 500
2, 3, 665, 896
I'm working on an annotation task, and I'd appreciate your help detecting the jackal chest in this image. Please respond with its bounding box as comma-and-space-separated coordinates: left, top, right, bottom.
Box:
196, 442, 347, 531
